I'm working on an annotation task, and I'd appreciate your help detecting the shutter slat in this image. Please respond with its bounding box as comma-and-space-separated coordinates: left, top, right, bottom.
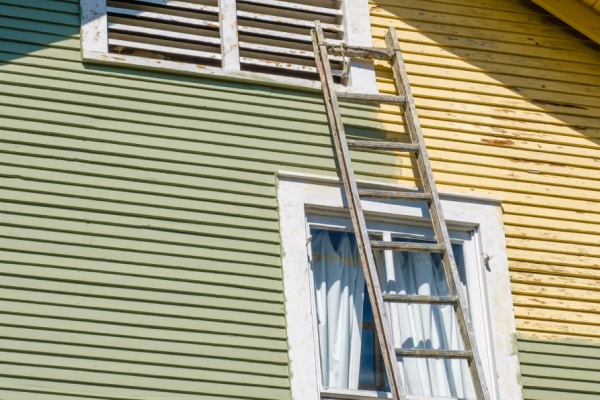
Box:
236, 11, 343, 33
238, 25, 342, 45
110, 39, 221, 60
239, 57, 342, 77
109, 23, 221, 46
125, 0, 219, 14
237, 0, 342, 16
107, 7, 220, 30
239, 41, 342, 62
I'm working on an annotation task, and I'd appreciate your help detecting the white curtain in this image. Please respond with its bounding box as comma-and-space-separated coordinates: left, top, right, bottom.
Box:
312, 230, 365, 389
379, 250, 475, 399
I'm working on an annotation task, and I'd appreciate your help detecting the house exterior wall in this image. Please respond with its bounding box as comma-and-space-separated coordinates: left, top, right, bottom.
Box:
0, 1, 597, 400
0, 1, 309, 398
0, 2, 395, 399
370, 1, 600, 399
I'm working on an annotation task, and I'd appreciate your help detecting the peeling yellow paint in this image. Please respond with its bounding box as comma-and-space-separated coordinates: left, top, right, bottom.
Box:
531, 0, 600, 45
370, 0, 600, 347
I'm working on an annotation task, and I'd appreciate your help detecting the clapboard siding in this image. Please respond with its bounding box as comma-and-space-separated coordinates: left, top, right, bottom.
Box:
518, 338, 600, 399
0, 2, 320, 398
0, 0, 599, 399
0, 2, 401, 399
372, 0, 600, 397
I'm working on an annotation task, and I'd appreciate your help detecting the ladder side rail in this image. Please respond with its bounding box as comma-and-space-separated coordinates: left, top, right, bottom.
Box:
312, 22, 406, 400
384, 27, 491, 400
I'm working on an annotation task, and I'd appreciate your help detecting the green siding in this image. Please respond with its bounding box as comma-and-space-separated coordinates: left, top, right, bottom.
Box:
3, 1, 599, 399
0, 1, 395, 399
518, 337, 600, 400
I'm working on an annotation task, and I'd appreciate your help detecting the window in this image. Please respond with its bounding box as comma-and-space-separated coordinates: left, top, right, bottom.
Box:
310, 221, 482, 399
80, 0, 376, 91
277, 172, 523, 400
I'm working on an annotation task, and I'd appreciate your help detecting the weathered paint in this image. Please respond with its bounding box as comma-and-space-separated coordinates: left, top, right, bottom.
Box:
0, 0, 598, 399
0, 1, 309, 398
218, 0, 240, 70
370, 0, 600, 398
531, 0, 600, 45
0, 1, 399, 399
518, 334, 600, 400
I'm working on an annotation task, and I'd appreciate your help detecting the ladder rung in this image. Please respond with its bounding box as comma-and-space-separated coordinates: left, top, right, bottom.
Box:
396, 349, 473, 359
326, 44, 397, 60
383, 294, 457, 304
336, 93, 406, 105
371, 241, 445, 253
347, 140, 419, 153
359, 190, 432, 201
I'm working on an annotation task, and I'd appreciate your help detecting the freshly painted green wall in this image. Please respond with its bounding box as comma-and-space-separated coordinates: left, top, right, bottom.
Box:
0, 1, 399, 399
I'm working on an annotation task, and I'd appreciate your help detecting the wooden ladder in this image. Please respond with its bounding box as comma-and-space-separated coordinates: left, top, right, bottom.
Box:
311, 22, 491, 400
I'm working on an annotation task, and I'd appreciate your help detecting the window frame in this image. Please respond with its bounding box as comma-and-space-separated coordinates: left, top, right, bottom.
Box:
80, 0, 377, 92
308, 217, 490, 399
277, 171, 523, 400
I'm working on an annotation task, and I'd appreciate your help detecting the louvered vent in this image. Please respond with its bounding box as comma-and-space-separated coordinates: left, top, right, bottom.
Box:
104, 0, 344, 82
107, 0, 222, 67
236, 0, 344, 80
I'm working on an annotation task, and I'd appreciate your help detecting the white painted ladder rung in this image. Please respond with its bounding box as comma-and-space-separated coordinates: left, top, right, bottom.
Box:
359, 190, 431, 201
347, 140, 419, 153
337, 93, 406, 105
396, 349, 473, 359
383, 294, 457, 304
326, 44, 396, 60
371, 241, 445, 253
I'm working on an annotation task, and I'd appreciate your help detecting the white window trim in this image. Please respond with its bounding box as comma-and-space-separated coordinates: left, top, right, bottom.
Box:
80, 0, 377, 93
276, 171, 523, 400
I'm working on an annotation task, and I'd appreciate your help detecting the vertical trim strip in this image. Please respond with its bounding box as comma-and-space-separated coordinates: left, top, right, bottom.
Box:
81, 0, 108, 54
219, 0, 241, 70
342, 0, 377, 93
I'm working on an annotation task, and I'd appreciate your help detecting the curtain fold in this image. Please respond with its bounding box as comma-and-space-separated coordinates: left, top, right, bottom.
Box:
312, 230, 365, 390
379, 249, 475, 399
312, 229, 474, 398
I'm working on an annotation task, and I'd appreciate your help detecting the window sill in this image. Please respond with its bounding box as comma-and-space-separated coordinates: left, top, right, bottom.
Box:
321, 388, 464, 400
321, 388, 391, 399
277, 172, 522, 400
82, 50, 377, 94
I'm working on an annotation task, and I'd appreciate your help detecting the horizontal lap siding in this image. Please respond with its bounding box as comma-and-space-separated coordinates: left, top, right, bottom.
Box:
2, 0, 599, 399
517, 338, 600, 399
0, 1, 391, 398
370, 0, 600, 398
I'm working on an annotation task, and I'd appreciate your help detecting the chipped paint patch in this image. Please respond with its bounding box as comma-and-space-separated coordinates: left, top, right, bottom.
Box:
482, 138, 516, 146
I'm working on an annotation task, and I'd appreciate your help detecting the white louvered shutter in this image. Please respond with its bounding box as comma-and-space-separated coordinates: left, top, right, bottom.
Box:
102, 0, 344, 82
235, 0, 344, 80
107, 0, 222, 67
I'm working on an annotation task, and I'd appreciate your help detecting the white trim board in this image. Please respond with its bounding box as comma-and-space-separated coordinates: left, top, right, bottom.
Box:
80, 0, 377, 93
277, 171, 503, 205
276, 173, 523, 400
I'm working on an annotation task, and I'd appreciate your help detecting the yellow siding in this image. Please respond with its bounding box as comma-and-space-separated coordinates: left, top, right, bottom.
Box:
370, 0, 600, 343
532, 0, 600, 45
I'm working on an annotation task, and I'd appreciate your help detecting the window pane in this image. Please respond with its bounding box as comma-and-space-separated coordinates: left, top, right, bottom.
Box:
358, 323, 375, 389
310, 229, 365, 390
381, 237, 475, 399
311, 229, 388, 391
310, 229, 476, 398
358, 286, 388, 391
